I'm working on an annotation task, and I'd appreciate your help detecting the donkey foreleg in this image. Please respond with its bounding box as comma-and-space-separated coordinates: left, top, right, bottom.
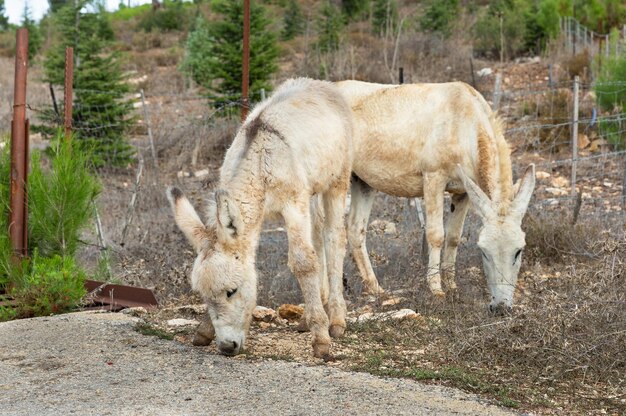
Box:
423, 172, 447, 298
323, 189, 349, 338
347, 176, 383, 295
283, 201, 331, 358
442, 193, 470, 293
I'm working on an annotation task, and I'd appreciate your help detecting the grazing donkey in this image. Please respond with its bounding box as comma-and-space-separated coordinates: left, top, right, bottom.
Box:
167, 78, 353, 357
336, 80, 535, 311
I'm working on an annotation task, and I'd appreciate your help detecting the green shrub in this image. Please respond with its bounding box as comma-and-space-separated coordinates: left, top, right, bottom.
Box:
595, 29, 626, 148
316, 0, 343, 53
0, 252, 86, 321
420, 0, 459, 38
139, 2, 190, 32
282, 0, 305, 40
111, 3, 152, 21
0, 133, 99, 321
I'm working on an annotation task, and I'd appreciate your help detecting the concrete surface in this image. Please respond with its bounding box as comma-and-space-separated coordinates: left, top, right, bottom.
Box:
0, 311, 517, 415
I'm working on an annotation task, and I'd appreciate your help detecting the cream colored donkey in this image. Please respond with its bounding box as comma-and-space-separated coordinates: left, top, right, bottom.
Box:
167, 78, 353, 357
336, 80, 535, 311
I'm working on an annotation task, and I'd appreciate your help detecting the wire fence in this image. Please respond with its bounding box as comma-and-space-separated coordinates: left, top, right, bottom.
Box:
24, 73, 626, 234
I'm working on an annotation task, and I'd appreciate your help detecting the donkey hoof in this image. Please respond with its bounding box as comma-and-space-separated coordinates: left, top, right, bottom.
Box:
313, 342, 330, 358
192, 331, 214, 346
329, 324, 345, 338
296, 317, 309, 333
363, 285, 385, 296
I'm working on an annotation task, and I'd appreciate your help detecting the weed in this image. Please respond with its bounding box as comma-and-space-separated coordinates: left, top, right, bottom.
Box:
135, 322, 175, 340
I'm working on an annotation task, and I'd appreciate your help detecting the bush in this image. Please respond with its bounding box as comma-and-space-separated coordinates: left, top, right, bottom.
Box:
420, 0, 459, 38
0, 253, 86, 321
0, 134, 99, 321
138, 2, 190, 32
595, 29, 626, 148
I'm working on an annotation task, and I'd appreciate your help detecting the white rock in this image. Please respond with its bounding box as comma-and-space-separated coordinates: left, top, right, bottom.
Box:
252, 306, 276, 322
167, 318, 199, 328
535, 171, 551, 179
545, 187, 567, 196
193, 169, 209, 178
383, 222, 397, 235
349, 308, 420, 323
121, 307, 147, 316
477, 68, 492, 77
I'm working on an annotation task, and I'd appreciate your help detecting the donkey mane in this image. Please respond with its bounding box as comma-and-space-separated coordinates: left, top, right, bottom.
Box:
479, 114, 514, 216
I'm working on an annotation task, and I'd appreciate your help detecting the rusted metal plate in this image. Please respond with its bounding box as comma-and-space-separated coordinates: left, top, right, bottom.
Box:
84, 280, 158, 311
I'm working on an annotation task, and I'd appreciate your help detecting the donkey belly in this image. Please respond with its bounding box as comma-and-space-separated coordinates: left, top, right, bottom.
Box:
354, 167, 424, 198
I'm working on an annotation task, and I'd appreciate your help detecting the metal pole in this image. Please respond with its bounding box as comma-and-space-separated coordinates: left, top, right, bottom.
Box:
605, 34, 609, 58
571, 76, 579, 197
64, 47, 74, 140
9, 28, 28, 257
241, 0, 250, 122
398, 67, 403, 84
140, 89, 158, 169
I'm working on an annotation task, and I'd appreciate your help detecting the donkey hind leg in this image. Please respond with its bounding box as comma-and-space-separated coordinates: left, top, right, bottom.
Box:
423, 172, 447, 298
193, 314, 216, 346
283, 200, 331, 358
348, 175, 383, 295
442, 193, 470, 294
322, 189, 348, 338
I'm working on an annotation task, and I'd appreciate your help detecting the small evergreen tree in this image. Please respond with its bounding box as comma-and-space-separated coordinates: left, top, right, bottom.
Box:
43, 1, 134, 167
181, 0, 279, 103
372, 0, 397, 37
420, 0, 459, 38
282, 0, 304, 40
21, 4, 42, 60
316, 0, 343, 53
0, 0, 9, 31
341, 0, 368, 21
48, 0, 69, 14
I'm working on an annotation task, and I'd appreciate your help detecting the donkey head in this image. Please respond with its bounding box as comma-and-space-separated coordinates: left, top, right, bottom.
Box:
167, 187, 256, 356
457, 165, 535, 312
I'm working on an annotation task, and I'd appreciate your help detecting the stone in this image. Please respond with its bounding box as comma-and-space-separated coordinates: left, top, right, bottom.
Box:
535, 171, 551, 180
577, 134, 590, 149
477, 68, 492, 77
551, 176, 569, 188
253, 306, 276, 322
121, 307, 147, 316
383, 222, 397, 236
277, 304, 304, 321
167, 318, 199, 328
381, 296, 404, 306
349, 308, 421, 323
545, 187, 567, 196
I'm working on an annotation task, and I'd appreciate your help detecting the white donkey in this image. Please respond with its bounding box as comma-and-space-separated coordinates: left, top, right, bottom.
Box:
167, 78, 353, 357
336, 80, 535, 311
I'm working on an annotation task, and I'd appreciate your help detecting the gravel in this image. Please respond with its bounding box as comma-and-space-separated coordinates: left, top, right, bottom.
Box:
0, 311, 517, 416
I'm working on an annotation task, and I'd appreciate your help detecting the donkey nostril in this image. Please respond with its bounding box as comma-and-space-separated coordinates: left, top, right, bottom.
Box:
232, 341, 238, 350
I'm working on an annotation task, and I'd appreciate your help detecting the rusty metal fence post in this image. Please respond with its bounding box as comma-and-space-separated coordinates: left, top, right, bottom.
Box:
64, 47, 74, 140
240, 0, 250, 122
9, 28, 29, 258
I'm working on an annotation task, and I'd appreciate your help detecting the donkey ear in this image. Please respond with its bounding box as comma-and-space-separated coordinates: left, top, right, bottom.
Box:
510, 164, 535, 221
166, 187, 210, 253
215, 189, 244, 243
456, 165, 495, 220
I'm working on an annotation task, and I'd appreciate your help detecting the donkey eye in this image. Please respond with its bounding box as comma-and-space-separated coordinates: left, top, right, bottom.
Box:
514, 249, 522, 263
226, 288, 238, 298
